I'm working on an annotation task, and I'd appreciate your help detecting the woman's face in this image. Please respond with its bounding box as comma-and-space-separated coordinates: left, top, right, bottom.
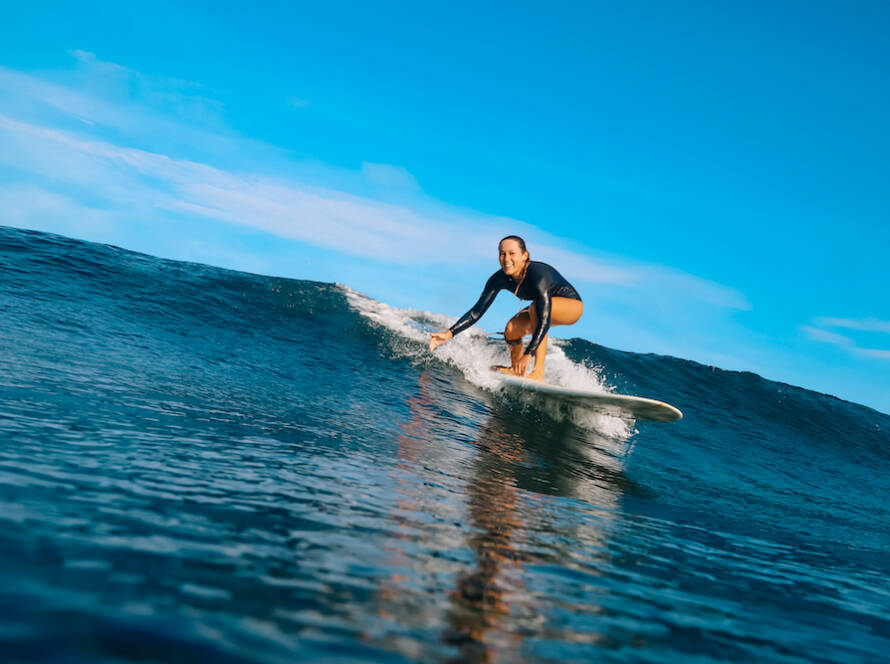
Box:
499, 239, 529, 278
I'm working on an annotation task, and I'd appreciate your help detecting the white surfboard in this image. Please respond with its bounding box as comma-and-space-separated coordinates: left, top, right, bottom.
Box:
493, 371, 683, 422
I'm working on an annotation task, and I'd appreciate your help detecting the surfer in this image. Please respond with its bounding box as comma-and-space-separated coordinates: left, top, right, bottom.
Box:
428, 235, 583, 380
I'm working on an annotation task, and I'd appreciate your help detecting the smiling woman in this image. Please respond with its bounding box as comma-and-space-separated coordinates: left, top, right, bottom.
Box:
429, 235, 583, 380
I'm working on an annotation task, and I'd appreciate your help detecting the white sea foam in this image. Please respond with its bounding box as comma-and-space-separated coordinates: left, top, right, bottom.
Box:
342, 286, 634, 439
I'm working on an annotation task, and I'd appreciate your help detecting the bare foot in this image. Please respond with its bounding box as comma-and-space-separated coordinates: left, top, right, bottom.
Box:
526, 370, 545, 381
490, 365, 513, 375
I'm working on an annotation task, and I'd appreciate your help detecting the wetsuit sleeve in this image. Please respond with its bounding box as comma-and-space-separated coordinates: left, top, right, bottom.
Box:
448, 272, 503, 337
524, 267, 553, 356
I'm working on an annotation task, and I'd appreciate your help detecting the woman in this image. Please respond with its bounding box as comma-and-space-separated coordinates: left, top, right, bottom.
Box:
428, 235, 583, 380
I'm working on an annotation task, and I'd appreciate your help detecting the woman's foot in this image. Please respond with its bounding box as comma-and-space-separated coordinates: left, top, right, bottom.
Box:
491, 364, 544, 380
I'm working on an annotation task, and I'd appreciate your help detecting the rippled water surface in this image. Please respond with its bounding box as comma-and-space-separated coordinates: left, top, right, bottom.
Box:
1, 226, 888, 663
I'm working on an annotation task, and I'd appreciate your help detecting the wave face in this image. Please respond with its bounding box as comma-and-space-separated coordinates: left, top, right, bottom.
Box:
1, 225, 888, 663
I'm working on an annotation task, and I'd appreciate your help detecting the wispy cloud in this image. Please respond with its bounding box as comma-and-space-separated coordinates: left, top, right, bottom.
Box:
801, 325, 854, 347
859, 348, 890, 359
803, 318, 890, 360
813, 317, 890, 334
69, 49, 129, 76
67, 50, 220, 119
361, 162, 419, 191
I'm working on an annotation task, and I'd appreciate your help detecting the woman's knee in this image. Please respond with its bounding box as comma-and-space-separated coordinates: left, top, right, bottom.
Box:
504, 319, 521, 341
504, 315, 529, 341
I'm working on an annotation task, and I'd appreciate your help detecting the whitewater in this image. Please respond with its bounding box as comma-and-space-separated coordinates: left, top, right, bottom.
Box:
1, 225, 888, 663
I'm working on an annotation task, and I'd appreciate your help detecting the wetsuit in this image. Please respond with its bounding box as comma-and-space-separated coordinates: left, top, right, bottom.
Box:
448, 261, 581, 356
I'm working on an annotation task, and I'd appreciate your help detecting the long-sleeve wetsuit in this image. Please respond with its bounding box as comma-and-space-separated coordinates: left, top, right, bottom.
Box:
448, 261, 581, 356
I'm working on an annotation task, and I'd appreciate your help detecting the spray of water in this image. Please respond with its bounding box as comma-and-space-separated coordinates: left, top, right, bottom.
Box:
342, 286, 634, 439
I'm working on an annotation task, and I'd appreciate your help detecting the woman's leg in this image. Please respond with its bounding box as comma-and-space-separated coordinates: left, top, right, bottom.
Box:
503, 308, 531, 371
496, 299, 583, 378
525, 298, 584, 379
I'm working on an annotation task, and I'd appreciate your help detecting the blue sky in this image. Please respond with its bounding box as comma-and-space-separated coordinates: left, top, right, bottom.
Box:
2, 1, 889, 413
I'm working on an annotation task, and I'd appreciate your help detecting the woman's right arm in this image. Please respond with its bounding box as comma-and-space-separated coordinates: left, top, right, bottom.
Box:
429, 272, 502, 351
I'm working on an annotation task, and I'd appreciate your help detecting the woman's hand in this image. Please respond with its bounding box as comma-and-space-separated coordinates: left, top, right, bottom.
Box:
512, 353, 531, 376
429, 330, 453, 352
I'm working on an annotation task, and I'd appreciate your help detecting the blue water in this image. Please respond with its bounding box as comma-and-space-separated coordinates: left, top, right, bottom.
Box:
1, 225, 888, 663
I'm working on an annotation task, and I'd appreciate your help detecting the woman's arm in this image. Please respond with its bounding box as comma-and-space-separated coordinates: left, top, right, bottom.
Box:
448, 272, 503, 337
429, 272, 503, 352
524, 271, 552, 356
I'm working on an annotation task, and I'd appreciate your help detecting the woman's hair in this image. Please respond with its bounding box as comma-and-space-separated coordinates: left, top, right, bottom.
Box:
499, 235, 527, 253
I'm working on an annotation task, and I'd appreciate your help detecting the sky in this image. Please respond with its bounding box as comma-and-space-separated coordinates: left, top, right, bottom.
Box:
1, 1, 889, 414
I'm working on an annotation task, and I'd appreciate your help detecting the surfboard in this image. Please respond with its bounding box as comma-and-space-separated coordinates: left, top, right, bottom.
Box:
493, 371, 683, 422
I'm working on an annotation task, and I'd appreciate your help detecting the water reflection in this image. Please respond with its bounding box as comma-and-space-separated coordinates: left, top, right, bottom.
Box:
377, 370, 632, 662
442, 423, 527, 664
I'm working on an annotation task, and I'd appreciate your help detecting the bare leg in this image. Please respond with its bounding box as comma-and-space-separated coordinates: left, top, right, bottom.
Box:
493, 299, 583, 379
525, 298, 584, 380
510, 338, 525, 368
526, 307, 547, 380
492, 309, 532, 374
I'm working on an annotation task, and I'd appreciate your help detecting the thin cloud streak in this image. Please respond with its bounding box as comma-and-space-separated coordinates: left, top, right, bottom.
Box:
801, 325, 853, 347
858, 348, 890, 359
803, 322, 890, 361
361, 162, 420, 191
814, 317, 890, 334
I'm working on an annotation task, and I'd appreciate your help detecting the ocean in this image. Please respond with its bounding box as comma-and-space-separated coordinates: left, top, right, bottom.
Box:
1, 225, 888, 663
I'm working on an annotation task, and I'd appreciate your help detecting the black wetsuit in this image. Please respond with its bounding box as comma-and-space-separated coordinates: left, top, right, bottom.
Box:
448, 261, 581, 356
